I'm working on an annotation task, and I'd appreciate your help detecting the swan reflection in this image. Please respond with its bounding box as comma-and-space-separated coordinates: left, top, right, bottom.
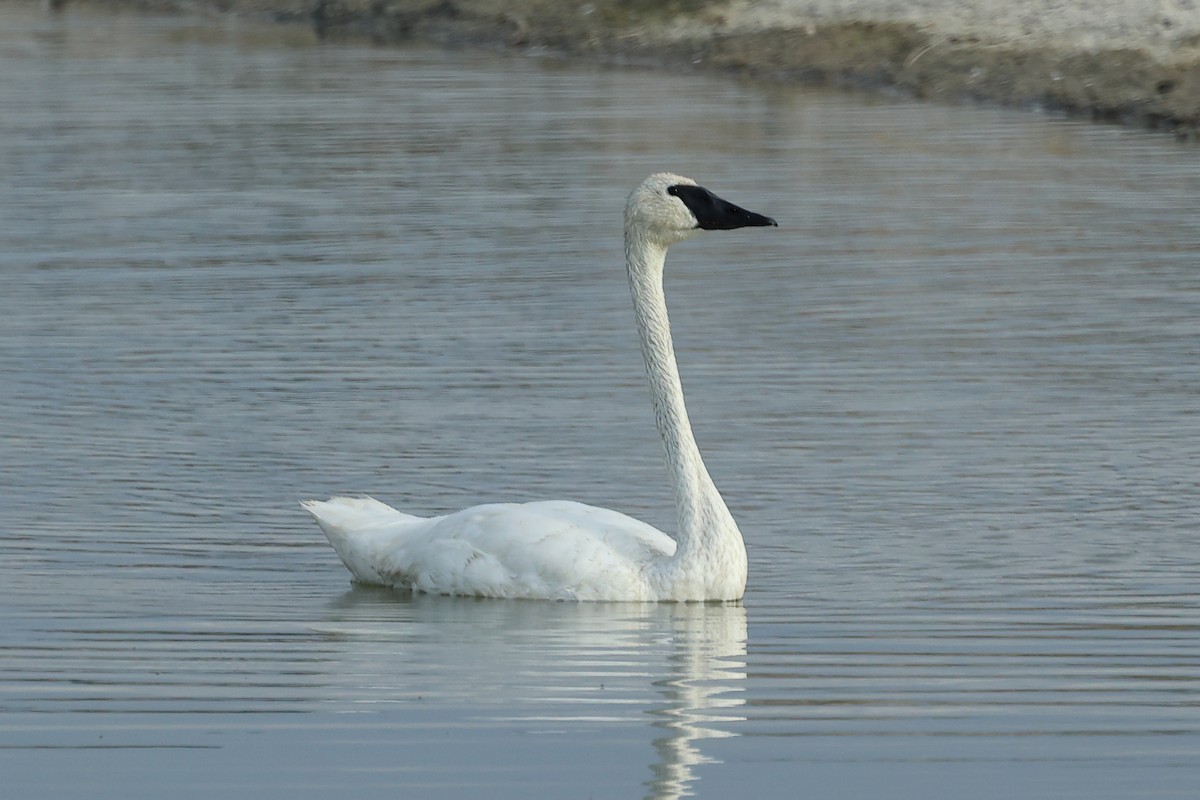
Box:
645, 603, 747, 800
317, 590, 747, 798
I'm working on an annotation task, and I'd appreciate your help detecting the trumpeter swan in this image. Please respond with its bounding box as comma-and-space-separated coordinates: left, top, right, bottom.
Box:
303, 173, 776, 601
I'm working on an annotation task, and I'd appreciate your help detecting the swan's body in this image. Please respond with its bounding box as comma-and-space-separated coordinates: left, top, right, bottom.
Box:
304, 173, 776, 601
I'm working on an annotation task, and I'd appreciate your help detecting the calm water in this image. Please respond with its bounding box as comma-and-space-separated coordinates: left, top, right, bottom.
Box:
1, 6, 1198, 798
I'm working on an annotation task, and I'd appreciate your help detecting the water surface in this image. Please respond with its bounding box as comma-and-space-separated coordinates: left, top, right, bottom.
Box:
1, 7, 1198, 799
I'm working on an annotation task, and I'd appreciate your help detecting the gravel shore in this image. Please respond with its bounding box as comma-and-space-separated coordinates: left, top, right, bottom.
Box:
52, 0, 1200, 134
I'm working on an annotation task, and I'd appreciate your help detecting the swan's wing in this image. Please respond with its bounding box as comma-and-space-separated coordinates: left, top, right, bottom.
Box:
304, 497, 675, 600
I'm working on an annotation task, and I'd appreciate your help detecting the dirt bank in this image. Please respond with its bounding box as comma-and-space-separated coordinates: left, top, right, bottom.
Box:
45, 0, 1200, 135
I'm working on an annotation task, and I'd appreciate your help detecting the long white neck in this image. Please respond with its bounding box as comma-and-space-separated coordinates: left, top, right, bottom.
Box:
625, 229, 748, 601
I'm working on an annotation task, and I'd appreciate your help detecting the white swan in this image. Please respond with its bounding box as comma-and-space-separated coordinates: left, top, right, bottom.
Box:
303, 173, 776, 601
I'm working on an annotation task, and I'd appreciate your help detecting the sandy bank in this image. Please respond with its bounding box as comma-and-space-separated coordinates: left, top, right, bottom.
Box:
44, 0, 1200, 135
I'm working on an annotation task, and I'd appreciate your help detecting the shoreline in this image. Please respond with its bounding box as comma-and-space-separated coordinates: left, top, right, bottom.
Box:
28, 0, 1200, 136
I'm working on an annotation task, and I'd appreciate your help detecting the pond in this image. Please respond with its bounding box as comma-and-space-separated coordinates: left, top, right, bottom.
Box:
1, 6, 1198, 798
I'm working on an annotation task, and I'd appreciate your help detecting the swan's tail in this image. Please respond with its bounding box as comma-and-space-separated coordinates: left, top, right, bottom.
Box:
301, 496, 420, 584
301, 495, 416, 527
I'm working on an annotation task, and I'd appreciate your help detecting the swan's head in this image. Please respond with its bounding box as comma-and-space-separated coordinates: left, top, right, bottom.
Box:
625, 172, 777, 246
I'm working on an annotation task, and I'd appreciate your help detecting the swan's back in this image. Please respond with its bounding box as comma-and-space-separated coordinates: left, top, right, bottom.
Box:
303, 497, 676, 601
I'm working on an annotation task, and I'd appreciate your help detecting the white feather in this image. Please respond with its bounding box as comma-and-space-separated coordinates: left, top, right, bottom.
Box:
303, 173, 775, 601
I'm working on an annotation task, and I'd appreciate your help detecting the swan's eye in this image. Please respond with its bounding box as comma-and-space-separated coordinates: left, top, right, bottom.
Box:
666, 185, 681, 198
